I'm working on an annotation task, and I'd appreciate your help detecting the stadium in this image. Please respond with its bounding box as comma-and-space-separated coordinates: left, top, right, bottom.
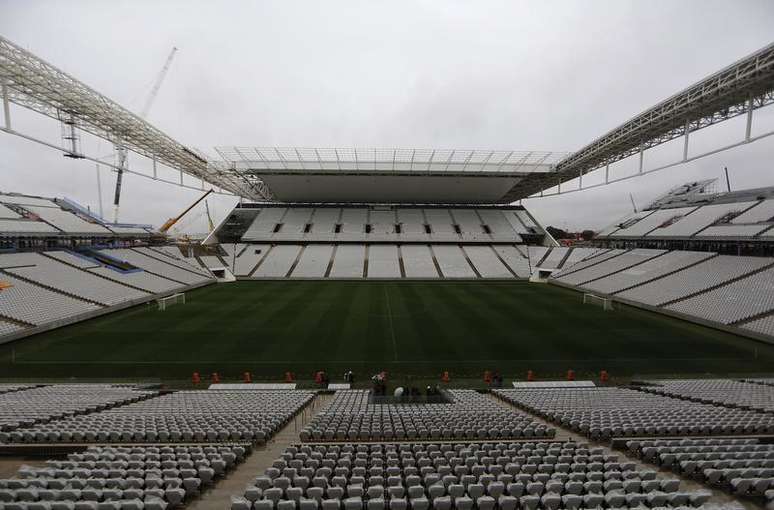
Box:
2, 3, 774, 509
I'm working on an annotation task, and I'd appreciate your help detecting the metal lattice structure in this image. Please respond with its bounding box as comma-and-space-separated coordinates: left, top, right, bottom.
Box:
504, 41, 774, 200
216, 147, 567, 174
0, 35, 271, 201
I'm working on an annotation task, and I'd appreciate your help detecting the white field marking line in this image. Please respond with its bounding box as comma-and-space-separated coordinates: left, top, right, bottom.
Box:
384, 286, 398, 362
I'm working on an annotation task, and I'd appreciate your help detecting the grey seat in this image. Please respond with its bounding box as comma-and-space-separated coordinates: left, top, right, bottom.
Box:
409, 497, 428, 510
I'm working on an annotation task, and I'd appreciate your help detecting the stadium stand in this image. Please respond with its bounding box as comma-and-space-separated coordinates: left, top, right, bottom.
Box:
636, 379, 774, 413
549, 250, 624, 279
212, 203, 553, 280
578, 250, 715, 295
537, 247, 569, 269
0, 444, 248, 509
100, 249, 212, 286
232, 441, 714, 510
491, 246, 532, 278
0, 192, 153, 240
0, 384, 40, 395
432, 246, 477, 278
493, 388, 774, 439
2, 253, 150, 306
400, 245, 440, 278
664, 265, 774, 324
550, 249, 666, 287
0, 385, 157, 434
0, 272, 101, 326
626, 438, 774, 504
1, 390, 314, 444
0, 246, 215, 343
299, 390, 553, 442
253, 245, 303, 278
291, 245, 335, 278
135, 248, 211, 278
646, 202, 758, 238
550, 248, 604, 272
462, 246, 513, 278
615, 255, 773, 307
367, 245, 402, 278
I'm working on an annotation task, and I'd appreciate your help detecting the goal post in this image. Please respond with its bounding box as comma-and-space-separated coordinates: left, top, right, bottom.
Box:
583, 293, 614, 311
156, 292, 185, 311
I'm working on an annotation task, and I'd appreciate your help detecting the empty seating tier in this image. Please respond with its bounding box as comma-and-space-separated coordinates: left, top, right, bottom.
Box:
636, 379, 774, 414
0, 444, 248, 510
4, 253, 150, 306
0, 385, 157, 434
300, 391, 553, 442
494, 388, 774, 440
626, 438, 774, 505
615, 255, 773, 307
1, 390, 313, 444
230, 441, 715, 510
239, 207, 533, 243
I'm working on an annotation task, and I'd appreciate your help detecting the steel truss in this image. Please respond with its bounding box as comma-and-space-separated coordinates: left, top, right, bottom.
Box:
0, 35, 271, 201
507, 41, 774, 200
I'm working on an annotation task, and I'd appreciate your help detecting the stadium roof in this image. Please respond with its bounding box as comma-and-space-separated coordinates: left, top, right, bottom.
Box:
216, 147, 569, 203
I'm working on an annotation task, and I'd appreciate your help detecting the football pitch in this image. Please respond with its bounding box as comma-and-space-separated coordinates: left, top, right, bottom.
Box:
2, 280, 773, 380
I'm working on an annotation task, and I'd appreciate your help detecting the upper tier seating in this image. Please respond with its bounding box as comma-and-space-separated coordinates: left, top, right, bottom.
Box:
646, 202, 758, 238
300, 391, 553, 442
494, 388, 774, 440
1, 390, 313, 444
637, 379, 774, 414
626, 438, 774, 504
608, 208, 697, 238
231, 441, 715, 510
240, 207, 531, 243
0, 444, 248, 510
0, 385, 157, 434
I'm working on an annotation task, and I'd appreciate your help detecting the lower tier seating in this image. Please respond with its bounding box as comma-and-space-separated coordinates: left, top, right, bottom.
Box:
230, 441, 714, 510
626, 438, 774, 505
0, 444, 247, 510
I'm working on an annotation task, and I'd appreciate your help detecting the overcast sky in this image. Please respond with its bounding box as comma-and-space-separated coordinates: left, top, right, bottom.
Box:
1, 0, 773, 233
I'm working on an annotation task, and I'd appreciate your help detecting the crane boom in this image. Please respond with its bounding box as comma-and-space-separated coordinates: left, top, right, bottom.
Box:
140, 47, 178, 119
113, 46, 178, 223
159, 188, 214, 233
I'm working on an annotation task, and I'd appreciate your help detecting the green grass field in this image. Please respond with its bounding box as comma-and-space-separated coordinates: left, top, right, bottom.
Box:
2, 281, 773, 381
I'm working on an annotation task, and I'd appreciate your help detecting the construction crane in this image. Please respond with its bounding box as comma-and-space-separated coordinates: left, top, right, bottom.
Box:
204, 200, 215, 233
159, 188, 214, 234
111, 46, 178, 223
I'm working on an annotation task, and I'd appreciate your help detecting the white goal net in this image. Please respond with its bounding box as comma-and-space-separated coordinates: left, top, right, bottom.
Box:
156, 292, 185, 311
583, 293, 614, 311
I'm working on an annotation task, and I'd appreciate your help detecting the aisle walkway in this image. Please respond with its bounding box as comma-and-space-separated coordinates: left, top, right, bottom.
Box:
187, 393, 331, 510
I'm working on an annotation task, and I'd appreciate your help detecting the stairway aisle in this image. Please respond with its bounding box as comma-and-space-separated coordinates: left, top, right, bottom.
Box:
187, 392, 332, 510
